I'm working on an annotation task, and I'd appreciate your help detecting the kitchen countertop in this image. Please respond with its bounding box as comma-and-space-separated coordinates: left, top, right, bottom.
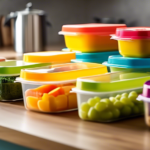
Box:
0, 101, 150, 150
0, 47, 150, 150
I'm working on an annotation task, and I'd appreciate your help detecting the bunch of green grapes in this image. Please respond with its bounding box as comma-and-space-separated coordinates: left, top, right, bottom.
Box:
79, 91, 144, 122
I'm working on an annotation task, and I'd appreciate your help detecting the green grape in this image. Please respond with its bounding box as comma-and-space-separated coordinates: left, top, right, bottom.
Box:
100, 111, 113, 120
94, 101, 108, 112
80, 102, 90, 112
137, 104, 144, 113
133, 106, 140, 114
121, 93, 128, 98
101, 98, 113, 110
121, 106, 132, 116
129, 91, 138, 98
128, 91, 138, 102
93, 96, 101, 101
115, 94, 121, 100
109, 97, 116, 103
120, 97, 131, 104
127, 102, 135, 108
114, 100, 124, 109
88, 98, 99, 107
88, 107, 98, 120
79, 110, 88, 119
112, 108, 120, 118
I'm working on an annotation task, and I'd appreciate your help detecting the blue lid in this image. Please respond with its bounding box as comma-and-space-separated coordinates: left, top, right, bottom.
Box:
75, 51, 119, 61
103, 55, 150, 68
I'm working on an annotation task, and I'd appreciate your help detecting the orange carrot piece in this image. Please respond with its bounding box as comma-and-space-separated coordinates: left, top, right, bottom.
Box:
48, 87, 65, 97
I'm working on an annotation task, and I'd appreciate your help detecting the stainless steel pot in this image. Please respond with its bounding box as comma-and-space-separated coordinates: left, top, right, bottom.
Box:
4, 2, 51, 53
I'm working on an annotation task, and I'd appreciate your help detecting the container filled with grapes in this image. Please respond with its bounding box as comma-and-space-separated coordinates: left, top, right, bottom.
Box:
72, 71, 148, 122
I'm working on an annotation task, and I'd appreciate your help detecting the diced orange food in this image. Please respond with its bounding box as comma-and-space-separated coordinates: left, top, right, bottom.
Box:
38, 94, 56, 112
48, 87, 65, 97
67, 93, 77, 109
25, 84, 58, 98
26, 96, 40, 111
55, 95, 68, 111
62, 85, 75, 94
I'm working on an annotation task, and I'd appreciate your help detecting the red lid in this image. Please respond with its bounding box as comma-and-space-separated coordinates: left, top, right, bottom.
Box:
61, 23, 126, 34
114, 27, 150, 40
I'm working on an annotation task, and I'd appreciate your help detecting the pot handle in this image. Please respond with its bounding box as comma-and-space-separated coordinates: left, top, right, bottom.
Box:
4, 12, 17, 27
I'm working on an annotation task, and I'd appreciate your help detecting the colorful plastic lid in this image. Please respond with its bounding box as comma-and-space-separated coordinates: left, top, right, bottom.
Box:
23, 51, 76, 63
71, 51, 119, 63
138, 80, 150, 102
20, 63, 107, 82
0, 57, 6, 62
76, 71, 150, 92
59, 23, 126, 35
103, 55, 150, 68
0, 60, 51, 75
112, 27, 150, 40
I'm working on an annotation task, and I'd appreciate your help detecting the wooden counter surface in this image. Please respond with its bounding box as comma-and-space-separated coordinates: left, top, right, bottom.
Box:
0, 101, 150, 150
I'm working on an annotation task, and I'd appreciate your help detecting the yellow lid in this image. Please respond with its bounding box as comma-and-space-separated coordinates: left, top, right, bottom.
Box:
23, 51, 76, 63
20, 63, 108, 82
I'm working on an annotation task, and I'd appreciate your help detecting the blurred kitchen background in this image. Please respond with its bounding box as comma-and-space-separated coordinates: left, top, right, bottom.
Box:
0, 0, 149, 49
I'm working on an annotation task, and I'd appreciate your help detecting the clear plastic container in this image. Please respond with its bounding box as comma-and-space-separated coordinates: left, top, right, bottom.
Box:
23, 51, 76, 64
137, 80, 150, 127
59, 24, 126, 52
111, 27, 150, 58
103, 55, 150, 72
72, 71, 146, 122
16, 62, 108, 113
0, 60, 51, 101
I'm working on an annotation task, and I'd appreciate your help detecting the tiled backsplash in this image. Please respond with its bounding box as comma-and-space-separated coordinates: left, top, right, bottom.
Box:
0, 0, 149, 44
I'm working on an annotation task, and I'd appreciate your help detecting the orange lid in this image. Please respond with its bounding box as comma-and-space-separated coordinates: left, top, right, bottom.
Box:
60, 23, 126, 34
23, 51, 76, 63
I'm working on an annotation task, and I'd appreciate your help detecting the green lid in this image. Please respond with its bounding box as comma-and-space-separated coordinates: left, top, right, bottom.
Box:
76, 71, 150, 92
0, 60, 51, 76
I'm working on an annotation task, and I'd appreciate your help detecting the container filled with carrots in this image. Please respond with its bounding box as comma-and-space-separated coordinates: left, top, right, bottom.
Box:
16, 62, 108, 113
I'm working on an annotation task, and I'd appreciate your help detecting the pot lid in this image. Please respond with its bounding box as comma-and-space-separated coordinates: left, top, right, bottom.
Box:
13, 2, 45, 16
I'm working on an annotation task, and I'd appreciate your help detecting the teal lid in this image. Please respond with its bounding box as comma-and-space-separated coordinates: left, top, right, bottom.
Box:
0, 60, 51, 75
71, 51, 119, 63
103, 55, 150, 68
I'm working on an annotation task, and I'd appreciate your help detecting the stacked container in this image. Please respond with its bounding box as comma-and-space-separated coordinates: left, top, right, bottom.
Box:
72, 27, 150, 123
17, 62, 108, 113
59, 23, 126, 64
104, 27, 150, 72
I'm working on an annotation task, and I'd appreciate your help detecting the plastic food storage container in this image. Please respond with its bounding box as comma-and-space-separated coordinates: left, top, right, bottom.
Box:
0, 60, 51, 101
16, 62, 108, 113
71, 51, 119, 64
111, 27, 150, 58
59, 24, 126, 52
103, 55, 150, 72
137, 80, 150, 127
72, 71, 147, 122
23, 51, 76, 64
